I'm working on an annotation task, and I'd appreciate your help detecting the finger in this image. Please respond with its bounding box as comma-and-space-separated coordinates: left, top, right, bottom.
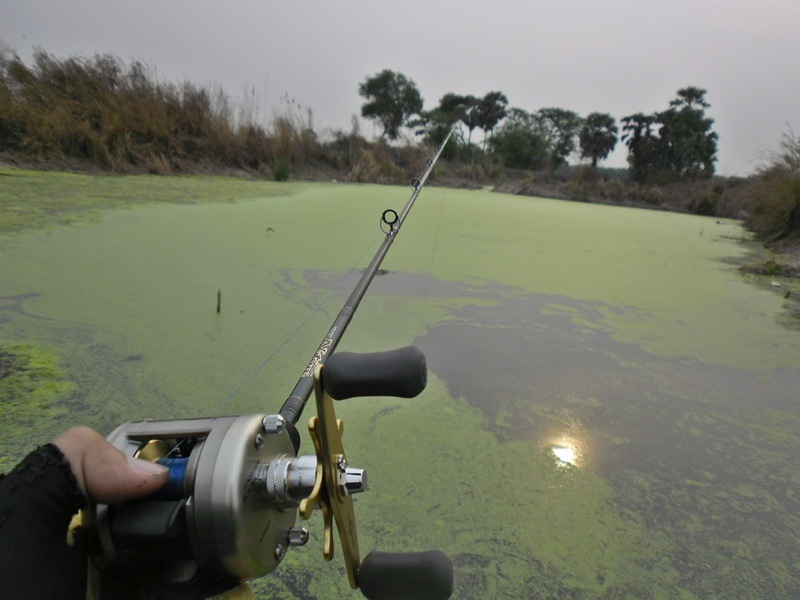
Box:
83, 438, 169, 504
55, 427, 169, 504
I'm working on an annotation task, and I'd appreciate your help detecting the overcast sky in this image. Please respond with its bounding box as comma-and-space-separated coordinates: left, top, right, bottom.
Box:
2, 0, 799, 176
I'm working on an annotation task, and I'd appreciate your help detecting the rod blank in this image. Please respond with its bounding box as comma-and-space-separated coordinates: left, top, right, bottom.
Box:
278, 131, 453, 446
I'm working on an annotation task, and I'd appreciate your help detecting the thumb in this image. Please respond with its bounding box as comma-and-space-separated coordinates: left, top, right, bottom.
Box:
55, 427, 169, 504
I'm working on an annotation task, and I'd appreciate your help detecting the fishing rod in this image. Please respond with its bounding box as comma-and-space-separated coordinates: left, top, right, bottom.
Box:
279, 128, 454, 451
79, 130, 455, 600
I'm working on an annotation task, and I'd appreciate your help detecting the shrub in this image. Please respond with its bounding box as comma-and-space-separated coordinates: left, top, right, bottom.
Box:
746, 129, 800, 241
273, 160, 290, 182
595, 178, 626, 203
347, 142, 402, 183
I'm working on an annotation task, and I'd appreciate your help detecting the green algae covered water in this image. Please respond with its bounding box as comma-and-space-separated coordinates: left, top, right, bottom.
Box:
1, 174, 799, 598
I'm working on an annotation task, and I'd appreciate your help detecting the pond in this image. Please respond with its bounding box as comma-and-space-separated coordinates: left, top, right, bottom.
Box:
1, 179, 798, 598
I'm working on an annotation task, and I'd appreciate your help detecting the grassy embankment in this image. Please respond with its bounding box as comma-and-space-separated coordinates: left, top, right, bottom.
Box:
2, 45, 797, 239
0, 47, 439, 186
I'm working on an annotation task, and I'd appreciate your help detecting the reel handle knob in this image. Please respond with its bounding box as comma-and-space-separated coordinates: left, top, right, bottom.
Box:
358, 550, 453, 600
323, 347, 427, 400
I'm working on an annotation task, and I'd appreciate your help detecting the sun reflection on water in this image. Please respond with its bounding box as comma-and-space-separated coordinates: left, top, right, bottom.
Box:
546, 435, 584, 468
551, 444, 578, 465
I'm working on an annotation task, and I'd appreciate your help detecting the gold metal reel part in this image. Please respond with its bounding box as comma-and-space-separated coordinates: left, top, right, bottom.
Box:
298, 363, 362, 589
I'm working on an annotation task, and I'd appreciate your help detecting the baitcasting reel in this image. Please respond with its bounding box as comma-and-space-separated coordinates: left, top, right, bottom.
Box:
83, 347, 453, 600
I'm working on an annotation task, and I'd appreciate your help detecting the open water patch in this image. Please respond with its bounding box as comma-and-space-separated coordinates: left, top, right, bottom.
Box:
299, 268, 800, 598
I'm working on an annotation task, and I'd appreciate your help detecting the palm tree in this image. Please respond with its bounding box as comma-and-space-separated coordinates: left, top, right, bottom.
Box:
621, 112, 660, 182
579, 112, 617, 168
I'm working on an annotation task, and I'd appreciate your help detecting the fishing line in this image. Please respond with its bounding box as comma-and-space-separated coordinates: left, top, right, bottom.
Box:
207, 229, 385, 417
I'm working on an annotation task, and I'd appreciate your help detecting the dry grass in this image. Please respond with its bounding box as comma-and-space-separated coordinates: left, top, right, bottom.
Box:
0, 48, 329, 177
0, 47, 440, 186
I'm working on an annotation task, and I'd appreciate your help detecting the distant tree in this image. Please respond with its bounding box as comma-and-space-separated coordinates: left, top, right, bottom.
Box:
436, 93, 474, 125
474, 91, 509, 147
622, 87, 718, 182
358, 70, 423, 140
657, 86, 718, 179
414, 118, 454, 149
579, 112, 617, 168
533, 107, 583, 173
488, 108, 548, 169
423, 93, 483, 154
411, 93, 472, 151
410, 113, 460, 158
415, 90, 508, 156
670, 86, 710, 111
459, 95, 482, 151
504, 107, 536, 129
621, 112, 661, 183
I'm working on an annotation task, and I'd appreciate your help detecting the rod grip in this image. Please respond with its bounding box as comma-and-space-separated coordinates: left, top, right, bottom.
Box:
323, 347, 427, 400
359, 550, 453, 600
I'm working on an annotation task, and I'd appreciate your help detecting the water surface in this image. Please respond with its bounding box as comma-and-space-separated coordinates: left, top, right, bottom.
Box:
1, 182, 798, 598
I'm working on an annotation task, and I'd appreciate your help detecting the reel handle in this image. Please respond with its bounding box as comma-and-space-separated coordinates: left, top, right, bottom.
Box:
359, 550, 453, 600
323, 346, 427, 399
303, 349, 451, 598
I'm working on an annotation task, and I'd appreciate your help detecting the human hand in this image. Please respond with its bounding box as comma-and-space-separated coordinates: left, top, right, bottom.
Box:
53, 426, 168, 504
52, 428, 247, 599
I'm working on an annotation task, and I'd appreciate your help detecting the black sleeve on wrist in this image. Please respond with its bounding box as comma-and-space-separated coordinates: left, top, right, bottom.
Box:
0, 443, 87, 600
